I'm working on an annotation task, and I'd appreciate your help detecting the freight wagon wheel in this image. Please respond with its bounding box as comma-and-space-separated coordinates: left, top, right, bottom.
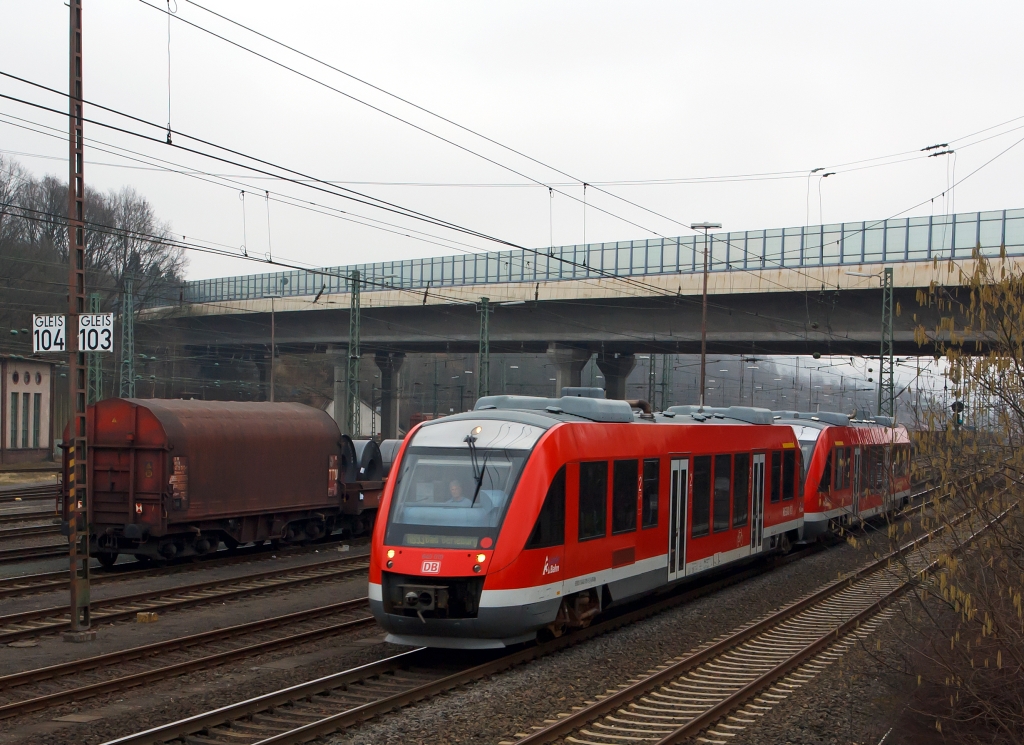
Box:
96, 552, 118, 568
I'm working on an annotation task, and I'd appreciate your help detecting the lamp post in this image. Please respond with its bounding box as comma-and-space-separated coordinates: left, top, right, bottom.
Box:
691, 222, 722, 410
264, 294, 281, 402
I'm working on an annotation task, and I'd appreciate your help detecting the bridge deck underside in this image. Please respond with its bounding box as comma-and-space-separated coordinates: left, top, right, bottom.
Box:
144, 286, 964, 357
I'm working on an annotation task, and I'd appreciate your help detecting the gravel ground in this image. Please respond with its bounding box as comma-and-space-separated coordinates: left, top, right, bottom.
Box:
329, 535, 896, 745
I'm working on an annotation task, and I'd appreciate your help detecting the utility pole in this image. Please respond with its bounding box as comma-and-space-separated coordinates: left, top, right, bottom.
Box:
87, 293, 102, 403
346, 270, 361, 437
477, 297, 490, 399
691, 222, 721, 409
65, 0, 93, 642
119, 277, 134, 397
877, 267, 895, 418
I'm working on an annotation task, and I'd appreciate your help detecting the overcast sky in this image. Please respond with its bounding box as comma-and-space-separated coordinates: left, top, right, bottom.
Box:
3, 0, 1023, 285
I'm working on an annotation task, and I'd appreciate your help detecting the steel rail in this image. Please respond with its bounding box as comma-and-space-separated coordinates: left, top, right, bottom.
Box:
0, 599, 374, 720
0, 554, 371, 643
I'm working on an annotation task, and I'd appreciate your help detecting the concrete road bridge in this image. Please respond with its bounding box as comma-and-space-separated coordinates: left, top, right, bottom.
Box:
142, 208, 1024, 433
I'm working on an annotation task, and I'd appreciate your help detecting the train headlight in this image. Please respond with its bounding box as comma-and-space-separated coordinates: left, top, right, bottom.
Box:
386, 560, 393, 568
473, 564, 481, 573
476, 553, 486, 563
387, 549, 395, 559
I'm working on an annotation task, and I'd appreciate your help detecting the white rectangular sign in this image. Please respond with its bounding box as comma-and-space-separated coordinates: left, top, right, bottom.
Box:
32, 314, 114, 353
78, 313, 114, 352
32, 314, 66, 353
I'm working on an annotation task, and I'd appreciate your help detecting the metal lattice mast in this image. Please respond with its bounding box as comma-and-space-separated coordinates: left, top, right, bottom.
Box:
647, 354, 656, 405
66, 0, 92, 638
877, 267, 895, 417
119, 276, 135, 397
661, 353, 673, 410
346, 270, 361, 437
477, 297, 490, 399
86, 293, 102, 403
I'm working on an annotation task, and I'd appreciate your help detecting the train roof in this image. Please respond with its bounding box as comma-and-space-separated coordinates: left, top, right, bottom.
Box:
464, 396, 776, 427
771, 410, 900, 429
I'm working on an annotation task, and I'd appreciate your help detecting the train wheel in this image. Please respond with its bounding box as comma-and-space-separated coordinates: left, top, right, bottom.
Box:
97, 552, 118, 568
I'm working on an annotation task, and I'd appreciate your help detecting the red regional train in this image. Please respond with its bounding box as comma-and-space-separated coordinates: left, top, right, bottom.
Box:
370, 393, 912, 649
772, 410, 912, 538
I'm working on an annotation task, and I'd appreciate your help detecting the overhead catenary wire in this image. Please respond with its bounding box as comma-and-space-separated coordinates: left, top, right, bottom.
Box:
131, 2, 1024, 286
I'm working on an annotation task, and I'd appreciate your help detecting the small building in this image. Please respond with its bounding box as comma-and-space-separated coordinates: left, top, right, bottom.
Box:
1, 356, 57, 464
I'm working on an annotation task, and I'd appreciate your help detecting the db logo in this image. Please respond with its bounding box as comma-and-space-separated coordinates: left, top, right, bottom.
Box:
421, 560, 441, 574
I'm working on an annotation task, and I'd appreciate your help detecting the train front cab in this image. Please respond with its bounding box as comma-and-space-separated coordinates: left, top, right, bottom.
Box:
370, 400, 806, 649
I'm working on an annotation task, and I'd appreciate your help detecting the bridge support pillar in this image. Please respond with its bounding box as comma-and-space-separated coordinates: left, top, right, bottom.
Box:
328, 345, 349, 435
375, 351, 406, 440
547, 344, 592, 396
597, 353, 636, 400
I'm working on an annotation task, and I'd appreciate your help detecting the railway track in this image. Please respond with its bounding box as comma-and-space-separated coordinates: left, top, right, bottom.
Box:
0, 542, 67, 565
0, 483, 60, 504
96, 549, 821, 745
0, 552, 371, 644
503, 503, 1011, 744
99, 488, 1005, 745
0, 598, 376, 720
0, 508, 57, 526
0, 522, 60, 539
0, 538, 371, 600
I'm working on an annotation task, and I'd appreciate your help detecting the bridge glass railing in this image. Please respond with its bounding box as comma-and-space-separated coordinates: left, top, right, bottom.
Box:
182, 208, 1024, 303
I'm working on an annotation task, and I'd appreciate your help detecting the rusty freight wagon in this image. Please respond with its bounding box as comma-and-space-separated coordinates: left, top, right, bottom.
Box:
62, 398, 381, 565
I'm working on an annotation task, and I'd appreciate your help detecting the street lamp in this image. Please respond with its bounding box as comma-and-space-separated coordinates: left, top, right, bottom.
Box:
691, 222, 722, 410
264, 293, 282, 402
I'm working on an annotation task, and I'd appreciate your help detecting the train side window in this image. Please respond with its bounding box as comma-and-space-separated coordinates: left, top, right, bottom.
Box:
526, 466, 566, 549
578, 461, 608, 541
770, 451, 782, 503
834, 447, 850, 491
713, 454, 732, 532
782, 450, 796, 500
691, 455, 711, 538
820, 449, 833, 492
642, 458, 659, 528
733, 453, 749, 527
612, 460, 638, 534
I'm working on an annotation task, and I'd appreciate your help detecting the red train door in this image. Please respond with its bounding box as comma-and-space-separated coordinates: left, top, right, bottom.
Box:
750, 453, 766, 552
667, 457, 688, 581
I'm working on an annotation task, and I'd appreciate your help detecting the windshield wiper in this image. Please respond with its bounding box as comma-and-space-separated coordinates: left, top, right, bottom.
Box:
470, 454, 489, 507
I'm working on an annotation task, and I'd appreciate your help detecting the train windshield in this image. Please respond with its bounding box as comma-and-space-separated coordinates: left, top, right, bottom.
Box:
384, 447, 528, 549
790, 425, 823, 478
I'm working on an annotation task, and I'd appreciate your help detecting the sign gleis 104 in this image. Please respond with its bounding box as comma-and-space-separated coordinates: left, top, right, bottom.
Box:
32, 313, 113, 353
